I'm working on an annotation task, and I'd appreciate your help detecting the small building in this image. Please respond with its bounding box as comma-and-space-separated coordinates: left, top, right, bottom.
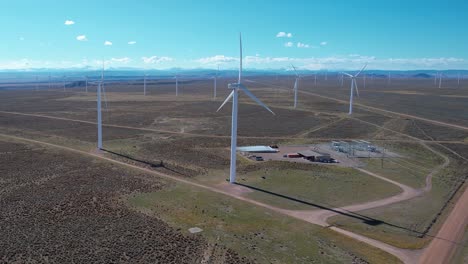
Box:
237, 146, 279, 153
298, 150, 333, 162
287, 153, 301, 158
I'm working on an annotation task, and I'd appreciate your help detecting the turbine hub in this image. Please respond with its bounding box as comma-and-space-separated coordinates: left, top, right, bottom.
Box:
228, 83, 240, 89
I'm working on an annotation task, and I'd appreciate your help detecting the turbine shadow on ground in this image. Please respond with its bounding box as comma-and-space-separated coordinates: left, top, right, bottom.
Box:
101, 148, 185, 176
234, 182, 462, 245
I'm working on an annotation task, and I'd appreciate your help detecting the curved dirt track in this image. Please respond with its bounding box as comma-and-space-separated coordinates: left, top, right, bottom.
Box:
0, 132, 451, 264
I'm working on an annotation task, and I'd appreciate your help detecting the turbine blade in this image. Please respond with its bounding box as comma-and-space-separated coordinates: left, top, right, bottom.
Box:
216, 90, 235, 112
294, 79, 298, 91
291, 64, 299, 77
342, 72, 353, 78
354, 63, 368, 77
354, 79, 360, 97
239, 84, 275, 115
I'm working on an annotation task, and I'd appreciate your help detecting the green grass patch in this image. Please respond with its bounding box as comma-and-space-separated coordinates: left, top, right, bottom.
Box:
127, 183, 401, 264
236, 161, 401, 210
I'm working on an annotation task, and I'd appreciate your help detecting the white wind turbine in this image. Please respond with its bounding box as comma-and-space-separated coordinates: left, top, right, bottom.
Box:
217, 34, 275, 184
439, 72, 443, 88
342, 63, 367, 115
62, 75, 66, 92
291, 64, 301, 108
174, 72, 179, 96
97, 61, 105, 150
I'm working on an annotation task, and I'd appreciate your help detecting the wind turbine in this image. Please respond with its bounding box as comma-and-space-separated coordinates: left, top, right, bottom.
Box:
439, 72, 443, 88
216, 34, 275, 184
291, 64, 301, 108
85, 76, 88, 93
387, 72, 391, 85
342, 63, 367, 115
62, 75, 66, 92
97, 61, 105, 150
458, 72, 461, 87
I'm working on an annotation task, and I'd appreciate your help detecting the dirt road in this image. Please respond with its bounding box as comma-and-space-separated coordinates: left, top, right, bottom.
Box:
418, 185, 468, 264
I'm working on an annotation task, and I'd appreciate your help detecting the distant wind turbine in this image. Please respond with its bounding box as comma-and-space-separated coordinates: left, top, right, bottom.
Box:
216, 33, 275, 184
291, 64, 301, 108
97, 62, 104, 150
342, 63, 367, 115
439, 72, 443, 88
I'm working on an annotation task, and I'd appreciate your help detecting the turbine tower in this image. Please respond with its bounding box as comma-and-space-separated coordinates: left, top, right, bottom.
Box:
63, 75, 66, 92
291, 64, 301, 109
85, 76, 88, 93
342, 63, 367, 115
439, 73, 443, 88
97, 61, 104, 150
217, 34, 275, 184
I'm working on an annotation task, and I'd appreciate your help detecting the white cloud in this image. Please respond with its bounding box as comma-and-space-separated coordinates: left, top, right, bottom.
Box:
297, 42, 310, 48
104, 41, 113, 46
196, 55, 238, 65
320, 41, 328, 46
276, 32, 293, 38
284, 42, 294, 47
64, 20, 75, 26
76, 35, 87, 41
128, 41, 137, 45
19, 37, 25, 41
142, 56, 173, 64
111, 57, 131, 64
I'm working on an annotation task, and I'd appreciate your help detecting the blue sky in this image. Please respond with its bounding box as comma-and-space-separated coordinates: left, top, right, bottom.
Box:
1, 0, 467, 70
